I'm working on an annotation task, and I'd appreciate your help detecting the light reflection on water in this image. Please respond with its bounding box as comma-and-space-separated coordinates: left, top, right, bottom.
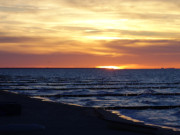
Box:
0, 68, 180, 128
118, 108, 180, 128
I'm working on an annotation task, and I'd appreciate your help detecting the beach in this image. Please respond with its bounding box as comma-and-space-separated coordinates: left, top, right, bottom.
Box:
0, 90, 180, 135
0, 90, 149, 135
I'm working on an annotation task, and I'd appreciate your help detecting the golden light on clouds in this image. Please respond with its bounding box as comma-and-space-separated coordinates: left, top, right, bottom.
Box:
84, 36, 123, 40
0, 0, 180, 68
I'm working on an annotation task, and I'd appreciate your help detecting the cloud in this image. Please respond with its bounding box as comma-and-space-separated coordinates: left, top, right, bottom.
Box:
118, 30, 180, 38
1, 42, 180, 68
0, 0, 180, 68
82, 29, 180, 39
0, 0, 179, 40
104, 40, 180, 56
0, 36, 112, 56
0, 6, 38, 13
0, 36, 42, 43
0, 51, 121, 68
63, 0, 180, 24
63, 0, 180, 12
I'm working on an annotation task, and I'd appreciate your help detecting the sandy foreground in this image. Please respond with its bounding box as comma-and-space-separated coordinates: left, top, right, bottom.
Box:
0, 91, 179, 135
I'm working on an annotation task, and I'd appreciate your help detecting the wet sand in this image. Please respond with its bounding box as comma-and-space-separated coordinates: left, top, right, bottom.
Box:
0, 91, 179, 135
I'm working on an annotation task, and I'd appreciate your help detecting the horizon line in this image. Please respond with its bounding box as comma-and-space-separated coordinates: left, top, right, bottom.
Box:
0, 67, 178, 70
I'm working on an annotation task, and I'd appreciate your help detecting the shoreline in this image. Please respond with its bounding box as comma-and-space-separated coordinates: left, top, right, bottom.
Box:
0, 91, 179, 135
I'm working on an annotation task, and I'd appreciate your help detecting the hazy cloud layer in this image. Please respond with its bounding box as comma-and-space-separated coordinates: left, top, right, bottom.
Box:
0, 0, 180, 68
105, 40, 180, 55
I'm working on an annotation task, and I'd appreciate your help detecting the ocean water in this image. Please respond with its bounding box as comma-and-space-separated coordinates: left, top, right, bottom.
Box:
0, 68, 180, 128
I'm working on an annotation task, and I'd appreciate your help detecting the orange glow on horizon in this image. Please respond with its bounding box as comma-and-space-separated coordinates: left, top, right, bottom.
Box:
96, 66, 126, 69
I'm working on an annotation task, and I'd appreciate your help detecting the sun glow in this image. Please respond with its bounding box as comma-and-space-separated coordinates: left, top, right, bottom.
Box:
96, 66, 125, 69
85, 36, 123, 40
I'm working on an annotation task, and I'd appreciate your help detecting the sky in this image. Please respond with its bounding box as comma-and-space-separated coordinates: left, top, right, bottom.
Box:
0, 0, 180, 68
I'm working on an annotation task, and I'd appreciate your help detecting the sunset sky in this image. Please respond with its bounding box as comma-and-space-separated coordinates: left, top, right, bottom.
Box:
0, 0, 180, 68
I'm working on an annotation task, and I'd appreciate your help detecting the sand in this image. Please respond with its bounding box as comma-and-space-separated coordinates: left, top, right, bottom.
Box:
0, 91, 179, 135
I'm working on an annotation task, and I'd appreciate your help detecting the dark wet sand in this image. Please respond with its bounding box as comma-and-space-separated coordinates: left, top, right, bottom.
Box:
0, 91, 178, 135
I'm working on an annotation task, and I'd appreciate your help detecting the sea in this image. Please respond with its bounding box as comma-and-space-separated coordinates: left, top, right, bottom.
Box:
0, 68, 180, 129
